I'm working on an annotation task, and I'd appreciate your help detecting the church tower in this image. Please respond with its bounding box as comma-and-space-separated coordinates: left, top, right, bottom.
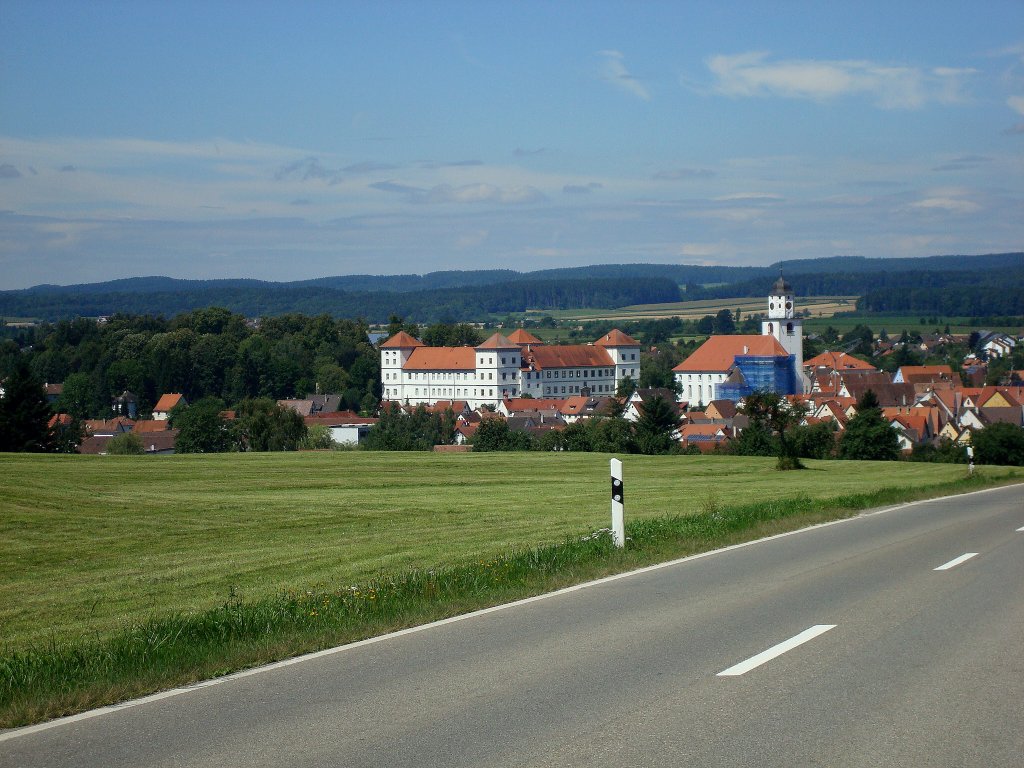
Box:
762, 274, 808, 392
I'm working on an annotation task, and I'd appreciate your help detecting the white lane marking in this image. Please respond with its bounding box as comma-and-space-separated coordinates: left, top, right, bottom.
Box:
3, 484, 1018, 742
934, 552, 979, 571
717, 624, 836, 677
1017, 526, 1024, 532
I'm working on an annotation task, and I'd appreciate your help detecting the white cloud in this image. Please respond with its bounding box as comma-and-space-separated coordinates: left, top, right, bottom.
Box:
678, 243, 720, 258
706, 52, 974, 109
1008, 95, 1024, 115
910, 197, 981, 214
713, 192, 783, 202
599, 50, 650, 101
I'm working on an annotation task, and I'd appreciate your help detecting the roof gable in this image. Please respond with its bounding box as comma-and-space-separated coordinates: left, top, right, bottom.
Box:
476, 333, 519, 350
154, 393, 185, 412
507, 329, 543, 345
380, 331, 425, 349
594, 329, 640, 347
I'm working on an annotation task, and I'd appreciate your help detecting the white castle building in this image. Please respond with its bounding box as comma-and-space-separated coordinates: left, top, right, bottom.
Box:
380, 328, 641, 410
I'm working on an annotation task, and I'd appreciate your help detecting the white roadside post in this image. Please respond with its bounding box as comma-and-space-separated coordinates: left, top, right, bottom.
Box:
610, 458, 625, 548
966, 445, 974, 476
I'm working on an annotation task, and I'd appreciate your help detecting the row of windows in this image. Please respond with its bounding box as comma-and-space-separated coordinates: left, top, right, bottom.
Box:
387, 387, 502, 399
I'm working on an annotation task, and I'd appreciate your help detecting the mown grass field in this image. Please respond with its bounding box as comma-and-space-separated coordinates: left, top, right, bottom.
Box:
0, 451, 1004, 654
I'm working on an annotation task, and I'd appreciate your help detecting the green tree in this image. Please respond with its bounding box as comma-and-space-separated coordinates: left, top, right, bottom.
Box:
56, 372, 97, 420
838, 390, 900, 461
49, 416, 84, 454
470, 418, 534, 451
841, 325, 874, 356
233, 398, 307, 452
790, 420, 837, 459
107, 432, 144, 455
713, 309, 735, 335
172, 397, 232, 453
616, 376, 637, 399
971, 423, 1024, 466
634, 394, 679, 455
364, 403, 454, 450
738, 390, 808, 469
302, 424, 337, 450
587, 416, 637, 454
730, 418, 778, 457
0, 358, 53, 452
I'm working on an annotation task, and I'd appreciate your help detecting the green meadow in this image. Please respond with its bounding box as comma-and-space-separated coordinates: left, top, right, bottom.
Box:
0, 451, 1004, 653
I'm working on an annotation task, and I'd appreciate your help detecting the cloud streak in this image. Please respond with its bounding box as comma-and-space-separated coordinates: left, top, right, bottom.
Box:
371, 180, 546, 205
599, 50, 651, 101
706, 52, 975, 108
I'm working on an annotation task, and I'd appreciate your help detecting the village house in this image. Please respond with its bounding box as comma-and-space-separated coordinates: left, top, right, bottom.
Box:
380, 329, 640, 410
152, 393, 186, 420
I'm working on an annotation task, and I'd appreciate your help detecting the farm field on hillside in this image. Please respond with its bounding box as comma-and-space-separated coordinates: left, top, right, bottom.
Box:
1, 452, 982, 652
804, 314, 1024, 336
527, 296, 858, 323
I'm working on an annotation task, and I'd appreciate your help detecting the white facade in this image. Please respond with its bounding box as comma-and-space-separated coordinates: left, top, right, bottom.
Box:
761, 277, 804, 376
381, 331, 640, 409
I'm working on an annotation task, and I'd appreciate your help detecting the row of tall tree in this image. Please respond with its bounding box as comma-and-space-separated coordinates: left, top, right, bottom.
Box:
0, 308, 381, 420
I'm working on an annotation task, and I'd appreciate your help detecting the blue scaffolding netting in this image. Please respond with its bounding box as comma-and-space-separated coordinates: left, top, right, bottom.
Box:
717, 354, 797, 402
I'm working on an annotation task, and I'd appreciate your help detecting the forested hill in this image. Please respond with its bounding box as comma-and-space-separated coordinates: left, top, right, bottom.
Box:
0, 277, 682, 324
2, 252, 1020, 322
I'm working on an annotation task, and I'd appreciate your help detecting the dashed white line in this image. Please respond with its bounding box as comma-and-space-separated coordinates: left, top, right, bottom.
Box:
717, 624, 836, 677
1017, 526, 1024, 532
934, 552, 979, 571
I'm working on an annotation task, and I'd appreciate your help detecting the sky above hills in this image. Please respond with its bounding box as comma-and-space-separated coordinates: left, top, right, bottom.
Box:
1, 1, 1022, 289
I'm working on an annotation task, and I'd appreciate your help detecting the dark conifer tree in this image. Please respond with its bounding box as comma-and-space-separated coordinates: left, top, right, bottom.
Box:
0, 358, 53, 452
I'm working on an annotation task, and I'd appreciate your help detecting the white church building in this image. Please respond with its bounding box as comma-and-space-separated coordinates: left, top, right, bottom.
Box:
380, 328, 641, 410
673, 276, 808, 407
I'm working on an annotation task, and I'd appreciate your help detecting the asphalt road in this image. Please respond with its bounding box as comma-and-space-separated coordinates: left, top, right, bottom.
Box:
3, 484, 1023, 767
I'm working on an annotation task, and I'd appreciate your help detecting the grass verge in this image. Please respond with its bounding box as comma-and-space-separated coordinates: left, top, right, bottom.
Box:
1, 469, 1019, 729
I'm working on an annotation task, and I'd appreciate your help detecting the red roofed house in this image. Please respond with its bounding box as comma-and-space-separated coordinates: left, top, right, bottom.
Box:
153, 393, 186, 420
381, 329, 639, 409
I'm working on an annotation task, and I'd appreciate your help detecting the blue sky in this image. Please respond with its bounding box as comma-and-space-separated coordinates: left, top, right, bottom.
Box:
1, 1, 1022, 289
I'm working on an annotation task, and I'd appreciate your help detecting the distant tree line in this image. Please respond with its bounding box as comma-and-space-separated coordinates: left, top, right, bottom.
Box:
0, 308, 382, 421
0, 277, 682, 324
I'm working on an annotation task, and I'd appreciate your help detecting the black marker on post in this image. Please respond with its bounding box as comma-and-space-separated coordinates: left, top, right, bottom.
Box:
610, 458, 624, 548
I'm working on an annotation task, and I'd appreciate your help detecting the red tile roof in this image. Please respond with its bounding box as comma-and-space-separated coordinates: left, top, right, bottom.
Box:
673, 335, 788, 373
525, 345, 614, 370
476, 333, 519, 350
404, 347, 477, 370
153, 393, 185, 413
380, 331, 425, 349
133, 419, 170, 433
804, 351, 875, 371
594, 329, 640, 347
48, 413, 73, 428
507, 329, 543, 345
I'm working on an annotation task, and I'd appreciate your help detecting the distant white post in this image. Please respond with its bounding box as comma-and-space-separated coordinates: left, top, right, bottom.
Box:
610, 458, 625, 548
966, 445, 974, 476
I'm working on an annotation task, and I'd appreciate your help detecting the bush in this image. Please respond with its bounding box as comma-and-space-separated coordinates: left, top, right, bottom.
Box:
107, 432, 144, 455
